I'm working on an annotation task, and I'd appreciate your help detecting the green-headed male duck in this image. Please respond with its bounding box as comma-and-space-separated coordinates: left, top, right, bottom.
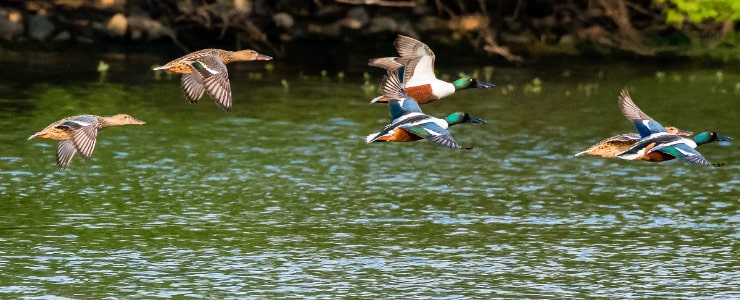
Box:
614, 90, 730, 166
365, 69, 486, 149
367, 35, 495, 104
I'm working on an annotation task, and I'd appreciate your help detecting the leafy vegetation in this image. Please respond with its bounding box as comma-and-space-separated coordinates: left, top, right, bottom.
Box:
657, 0, 740, 24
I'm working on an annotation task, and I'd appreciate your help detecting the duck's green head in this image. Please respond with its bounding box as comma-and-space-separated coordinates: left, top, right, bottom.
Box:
452, 77, 495, 91
444, 112, 488, 125
694, 131, 733, 145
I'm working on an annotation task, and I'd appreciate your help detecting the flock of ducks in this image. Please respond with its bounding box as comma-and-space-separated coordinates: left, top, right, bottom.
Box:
28, 35, 731, 170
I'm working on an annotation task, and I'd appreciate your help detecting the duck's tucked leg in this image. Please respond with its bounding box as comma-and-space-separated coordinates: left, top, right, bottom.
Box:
634, 142, 657, 161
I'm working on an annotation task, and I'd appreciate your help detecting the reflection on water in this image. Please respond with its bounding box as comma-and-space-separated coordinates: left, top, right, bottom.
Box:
0, 55, 738, 298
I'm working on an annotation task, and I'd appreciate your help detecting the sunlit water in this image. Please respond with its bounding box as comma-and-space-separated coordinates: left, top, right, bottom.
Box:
0, 52, 738, 298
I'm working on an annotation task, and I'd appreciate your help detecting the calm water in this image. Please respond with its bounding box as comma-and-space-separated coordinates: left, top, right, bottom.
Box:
0, 51, 738, 299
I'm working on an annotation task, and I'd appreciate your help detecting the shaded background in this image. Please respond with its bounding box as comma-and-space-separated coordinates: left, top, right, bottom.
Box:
1, 0, 739, 64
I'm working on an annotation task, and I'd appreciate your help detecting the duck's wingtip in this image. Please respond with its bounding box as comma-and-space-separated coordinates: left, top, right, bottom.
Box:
365, 133, 378, 143
217, 103, 232, 112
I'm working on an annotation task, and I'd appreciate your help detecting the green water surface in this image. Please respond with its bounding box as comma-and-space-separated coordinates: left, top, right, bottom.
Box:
0, 53, 738, 299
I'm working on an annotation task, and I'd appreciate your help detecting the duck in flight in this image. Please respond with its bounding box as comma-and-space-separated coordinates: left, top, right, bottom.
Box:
366, 69, 486, 149
153, 49, 272, 111
614, 90, 731, 166
28, 114, 145, 170
368, 35, 495, 104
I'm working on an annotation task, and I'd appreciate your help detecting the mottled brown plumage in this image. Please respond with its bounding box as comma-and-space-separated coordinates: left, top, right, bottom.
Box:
153, 49, 271, 74
28, 114, 145, 170
153, 49, 272, 111
575, 126, 692, 158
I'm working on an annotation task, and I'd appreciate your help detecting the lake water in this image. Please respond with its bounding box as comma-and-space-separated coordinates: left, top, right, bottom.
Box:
0, 51, 738, 299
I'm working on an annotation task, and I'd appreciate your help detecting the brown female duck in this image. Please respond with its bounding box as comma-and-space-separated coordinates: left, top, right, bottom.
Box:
575, 126, 692, 158
153, 49, 272, 111
28, 114, 145, 170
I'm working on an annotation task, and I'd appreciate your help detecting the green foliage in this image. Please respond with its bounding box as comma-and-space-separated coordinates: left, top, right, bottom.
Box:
657, 0, 740, 24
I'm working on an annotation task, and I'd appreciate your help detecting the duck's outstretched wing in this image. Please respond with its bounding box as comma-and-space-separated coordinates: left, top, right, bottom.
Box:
394, 35, 434, 59
653, 142, 715, 166
381, 68, 410, 100
368, 57, 403, 71
394, 35, 437, 86
618, 89, 666, 138
368, 56, 409, 87
56, 140, 77, 170
381, 69, 423, 120
57, 116, 98, 159
181, 72, 206, 103
69, 126, 97, 160
190, 55, 232, 111
404, 122, 462, 149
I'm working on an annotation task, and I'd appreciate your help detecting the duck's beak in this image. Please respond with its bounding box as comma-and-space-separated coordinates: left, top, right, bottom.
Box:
715, 133, 733, 141
256, 53, 273, 61
472, 80, 495, 89
131, 118, 146, 125
467, 115, 488, 124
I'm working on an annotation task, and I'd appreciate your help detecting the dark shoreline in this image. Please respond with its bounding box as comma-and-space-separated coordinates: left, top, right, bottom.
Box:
2, 1, 738, 65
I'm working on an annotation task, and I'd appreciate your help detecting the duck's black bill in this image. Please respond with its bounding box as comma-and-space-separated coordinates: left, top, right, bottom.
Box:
468, 115, 488, 124
716, 133, 733, 141
473, 80, 495, 88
